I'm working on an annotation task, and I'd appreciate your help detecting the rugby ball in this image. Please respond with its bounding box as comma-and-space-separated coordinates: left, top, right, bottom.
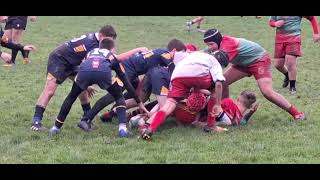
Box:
129, 114, 147, 129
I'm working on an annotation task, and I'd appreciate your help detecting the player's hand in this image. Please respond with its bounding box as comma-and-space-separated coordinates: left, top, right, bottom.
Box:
313, 33, 320, 43
275, 20, 285, 27
0, 52, 12, 63
138, 47, 149, 53
23, 45, 36, 51
87, 86, 97, 99
211, 105, 223, 117
138, 102, 149, 115
29, 16, 37, 22
249, 103, 259, 114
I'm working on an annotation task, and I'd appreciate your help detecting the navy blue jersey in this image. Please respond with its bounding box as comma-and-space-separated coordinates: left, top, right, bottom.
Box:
80, 48, 120, 73
122, 48, 172, 78
54, 32, 100, 66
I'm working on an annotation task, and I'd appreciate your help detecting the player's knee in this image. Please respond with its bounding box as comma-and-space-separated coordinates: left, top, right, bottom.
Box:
260, 88, 273, 99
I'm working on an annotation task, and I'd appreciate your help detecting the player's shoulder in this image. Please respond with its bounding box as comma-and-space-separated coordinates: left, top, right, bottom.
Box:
222, 98, 235, 106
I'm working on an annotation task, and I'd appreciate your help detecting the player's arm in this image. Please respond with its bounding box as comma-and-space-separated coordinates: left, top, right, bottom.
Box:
240, 103, 259, 126
269, 16, 284, 28
1, 37, 36, 52
115, 47, 149, 61
304, 16, 320, 43
207, 59, 226, 125
110, 56, 148, 113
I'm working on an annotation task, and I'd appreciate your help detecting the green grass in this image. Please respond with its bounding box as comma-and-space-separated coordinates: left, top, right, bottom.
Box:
1, 16, 320, 163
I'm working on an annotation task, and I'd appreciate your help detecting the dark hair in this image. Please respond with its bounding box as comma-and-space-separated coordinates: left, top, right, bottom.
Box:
240, 90, 256, 109
167, 39, 186, 51
99, 38, 115, 50
213, 50, 229, 68
203, 28, 223, 48
99, 25, 117, 40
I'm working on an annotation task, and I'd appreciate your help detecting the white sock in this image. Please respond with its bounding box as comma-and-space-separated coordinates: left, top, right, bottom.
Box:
119, 123, 127, 131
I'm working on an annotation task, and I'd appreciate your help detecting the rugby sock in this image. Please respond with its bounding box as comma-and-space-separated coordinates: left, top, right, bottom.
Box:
207, 99, 216, 127
33, 105, 45, 123
284, 72, 289, 80
54, 119, 64, 129
149, 111, 166, 132
81, 103, 91, 116
289, 80, 296, 89
119, 123, 127, 132
11, 49, 18, 64
21, 49, 29, 58
288, 105, 300, 117
115, 106, 127, 124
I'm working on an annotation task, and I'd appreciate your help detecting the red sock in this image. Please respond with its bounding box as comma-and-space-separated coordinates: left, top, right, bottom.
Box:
207, 99, 216, 127
150, 111, 167, 132
288, 105, 300, 117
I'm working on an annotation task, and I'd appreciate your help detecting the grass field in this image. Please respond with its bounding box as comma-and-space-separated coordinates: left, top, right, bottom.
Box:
1, 16, 320, 163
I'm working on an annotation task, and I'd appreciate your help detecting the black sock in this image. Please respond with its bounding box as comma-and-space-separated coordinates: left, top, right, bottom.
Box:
290, 80, 296, 89
284, 72, 289, 80
116, 106, 127, 124
33, 105, 45, 122
81, 103, 91, 116
21, 49, 29, 58
54, 120, 63, 129
11, 49, 19, 64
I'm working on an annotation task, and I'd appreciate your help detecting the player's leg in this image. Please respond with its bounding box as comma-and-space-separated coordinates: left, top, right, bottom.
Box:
49, 82, 84, 137
274, 42, 289, 88
222, 66, 250, 98
257, 77, 305, 120
253, 55, 305, 121
285, 55, 298, 94
31, 54, 68, 131
31, 77, 59, 131
284, 41, 302, 95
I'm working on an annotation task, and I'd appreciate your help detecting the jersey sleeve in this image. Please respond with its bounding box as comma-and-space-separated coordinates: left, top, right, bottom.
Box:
209, 57, 225, 82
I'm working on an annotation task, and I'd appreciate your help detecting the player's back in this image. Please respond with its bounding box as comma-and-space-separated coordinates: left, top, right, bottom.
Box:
80, 48, 112, 73
122, 48, 171, 76
53, 32, 100, 66
171, 52, 218, 79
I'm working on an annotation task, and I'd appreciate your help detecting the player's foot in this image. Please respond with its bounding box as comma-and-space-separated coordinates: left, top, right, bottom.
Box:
186, 21, 192, 32
23, 58, 30, 64
197, 28, 206, 33
77, 120, 91, 132
2, 63, 14, 67
119, 129, 130, 138
31, 120, 47, 131
294, 112, 306, 121
141, 127, 153, 140
100, 112, 113, 123
282, 76, 289, 88
289, 87, 297, 95
48, 126, 61, 138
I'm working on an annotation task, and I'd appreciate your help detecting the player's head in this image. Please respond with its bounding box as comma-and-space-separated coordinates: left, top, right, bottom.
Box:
203, 28, 222, 51
167, 39, 187, 64
99, 37, 115, 51
99, 25, 117, 40
185, 43, 198, 53
186, 91, 208, 112
212, 50, 229, 68
238, 90, 256, 109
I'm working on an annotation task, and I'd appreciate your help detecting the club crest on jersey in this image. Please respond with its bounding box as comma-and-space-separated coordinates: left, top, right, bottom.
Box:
92, 59, 100, 68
